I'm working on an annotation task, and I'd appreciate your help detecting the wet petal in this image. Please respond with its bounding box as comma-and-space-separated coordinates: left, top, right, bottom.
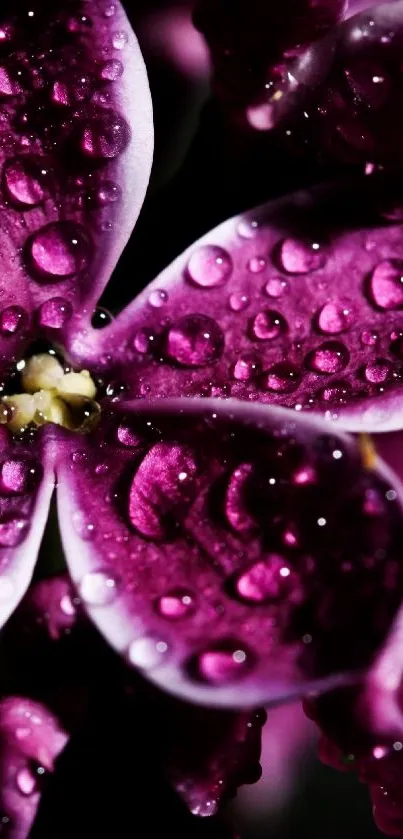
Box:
72, 177, 403, 432
0, 697, 68, 839
56, 397, 403, 707
0, 0, 153, 341
0, 429, 54, 632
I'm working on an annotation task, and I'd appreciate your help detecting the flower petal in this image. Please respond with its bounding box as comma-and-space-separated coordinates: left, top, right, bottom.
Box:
71, 176, 403, 432
0, 0, 153, 339
0, 429, 54, 632
56, 396, 403, 707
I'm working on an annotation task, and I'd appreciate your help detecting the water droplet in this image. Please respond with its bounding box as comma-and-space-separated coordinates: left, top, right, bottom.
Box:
92, 180, 122, 207
16, 767, 37, 797
128, 637, 168, 669
38, 297, 73, 329
0, 515, 28, 547
361, 329, 379, 347
0, 306, 28, 336
0, 66, 18, 97
117, 422, 142, 448
232, 356, 259, 382
79, 112, 130, 159
99, 59, 124, 81
318, 380, 351, 403
149, 289, 168, 308
262, 362, 301, 393
248, 256, 266, 273
103, 3, 116, 17
165, 315, 224, 367
187, 245, 232, 288
72, 511, 96, 541
277, 239, 326, 274
235, 555, 294, 603
112, 30, 128, 49
3, 156, 51, 208
264, 278, 288, 298
306, 341, 350, 374
194, 642, 251, 684
91, 306, 113, 329
156, 589, 195, 619
225, 463, 256, 532
229, 293, 250, 312
251, 309, 287, 341
317, 301, 353, 334
364, 358, 392, 384
133, 328, 155, 354
79, 571, 119, 606
237, 219, 259, 239
368, 260, 403, 309
0, 458, 39, 495
27, 222, 91, 280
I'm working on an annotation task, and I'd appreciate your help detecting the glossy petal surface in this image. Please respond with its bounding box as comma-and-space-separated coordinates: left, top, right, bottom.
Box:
57, 397, 403, 706
72, 178, 403, 432
0, 0, 153, 344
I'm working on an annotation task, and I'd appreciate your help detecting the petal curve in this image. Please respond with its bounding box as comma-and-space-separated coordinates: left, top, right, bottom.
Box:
57, 396, 403, 707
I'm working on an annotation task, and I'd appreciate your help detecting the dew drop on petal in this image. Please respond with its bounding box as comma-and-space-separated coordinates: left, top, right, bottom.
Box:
248, 256, 266, 274
194, 642, 251, 684
251, 309, 287, 340
72, 511, 96, 541
27, 222, 91, 280
237, 219, 259, 239
318, 380, 352, 403
361, 329, 379, 347
78, 571, 119, 606
235, 555, 294, 603
37, 297, 73, 330
99, 58, 123, 81
187, 245, 233, 288
232, 356, 258, 382
156, 589, 195, 619
79, 112, 130, 159
277, 239, 326, 274
225, 463, 256, 532
91, 306, 113, 329
317, 301, 353, 334
368, 260, 403, 310
133, 328, 155, 354
264, 278, 288, 298
306, 341, 350, 374
262, 362, 301, 393
229, 292, 250, 312
3, 156, 51, 207
0, 458, 37, 495
149, 289, 168, 308
0, 515, 28, 547
128, 637, 169, 669
363, 358, 392, 384
0, 306, 28, 336
112, 30, 128, 49
165, 315, 224, 367
116, 422, 142, 448
16, 767, 37, 797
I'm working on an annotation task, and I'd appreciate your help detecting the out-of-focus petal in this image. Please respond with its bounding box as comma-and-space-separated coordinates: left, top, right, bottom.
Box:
0, 0, 153, 343
56, 396, 403, 707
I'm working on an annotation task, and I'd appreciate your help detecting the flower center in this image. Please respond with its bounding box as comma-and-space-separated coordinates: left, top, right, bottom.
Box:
0, 353, 100, 434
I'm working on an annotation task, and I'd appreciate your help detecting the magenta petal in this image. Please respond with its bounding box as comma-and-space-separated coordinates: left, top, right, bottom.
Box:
0, 430, 54, 631
0, 697, 67, 839
56, 396, 403, 707
0, 0, 152, 338
72, 179, 403, 432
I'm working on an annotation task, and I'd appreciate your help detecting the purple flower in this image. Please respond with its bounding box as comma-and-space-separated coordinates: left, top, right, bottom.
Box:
1, 1, 403, 836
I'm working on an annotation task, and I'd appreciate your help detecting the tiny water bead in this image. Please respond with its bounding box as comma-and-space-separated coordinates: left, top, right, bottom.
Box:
317, 301, 354, 334
248, 256, 267, 273
187, 245, 233, 288
78, 111, 130, 160
264, 278, 288, 298
277, 238, 326, 274
78, 570, 119, 606
0, 515, 28, 547
149, 289, 168, 308
194, 642, 252, 685
37, 298, 73, 330
262, 362, 300, 393
99, 58, 124, 81
27, 222, 92, 281
3, 156, 51, 208
0, 306, 28, 336
235, 556, 294, 603
368, 260, 403, 310
164, 315, 224, 368
363, 359, 392, 384
306, 341, 350, 374
232, 356, 259, 382
156, 589, 195, 619
229, 292, 250, 312
128, 637, 169, 669
250, 310, 287, 341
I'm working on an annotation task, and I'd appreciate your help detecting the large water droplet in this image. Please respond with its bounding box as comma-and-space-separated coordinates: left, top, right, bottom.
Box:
165, 315, 224, 367
368, 260, 403, 310
117, 422, 142, 448
3, 156, 51, 208
0, 458, 39, 495
156, 589, 195, 619
317, 301, 353, 334
235, 555, 294, 603
194, 642, 251, 684
364, 358, 392, 384
0, 515, 28, 547
27, 222, 91, 281
306, 341, 350, 374
262, 362, 301, 393
277, 239, 326, 274
0, 306, 28, 336
79, 112, 130, 159
38, 297, 73, 329
187, 245, 233, 288
79, 570, 119, 606
128, 637, 168, 669
251, 309, 287, 341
